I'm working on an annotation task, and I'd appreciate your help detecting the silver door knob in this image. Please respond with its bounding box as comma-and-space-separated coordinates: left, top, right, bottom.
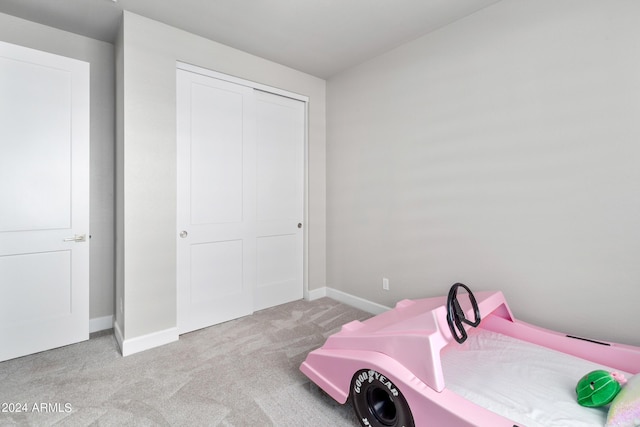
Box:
179, 231, 188, 238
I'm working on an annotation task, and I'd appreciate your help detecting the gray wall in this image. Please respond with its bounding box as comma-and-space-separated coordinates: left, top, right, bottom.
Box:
117, 12, 326, 341
327, 0, 640, 346
0, 12, 116, 323
115, 21, 125, 334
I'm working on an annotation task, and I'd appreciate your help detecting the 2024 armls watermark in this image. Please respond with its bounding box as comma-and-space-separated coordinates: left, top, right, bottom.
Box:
2, 402, 72, 414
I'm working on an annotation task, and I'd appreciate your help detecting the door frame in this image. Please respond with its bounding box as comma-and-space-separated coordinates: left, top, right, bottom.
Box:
175, 61, 311, 308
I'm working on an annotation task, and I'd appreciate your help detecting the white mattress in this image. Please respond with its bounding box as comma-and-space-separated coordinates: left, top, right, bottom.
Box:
441, 328, 629, 427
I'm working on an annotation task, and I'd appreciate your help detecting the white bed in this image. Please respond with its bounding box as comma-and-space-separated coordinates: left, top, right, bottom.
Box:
441, 328, 629, 427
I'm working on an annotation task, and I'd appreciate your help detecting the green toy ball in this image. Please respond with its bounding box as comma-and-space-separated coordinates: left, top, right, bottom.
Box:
576, 370, 622, 407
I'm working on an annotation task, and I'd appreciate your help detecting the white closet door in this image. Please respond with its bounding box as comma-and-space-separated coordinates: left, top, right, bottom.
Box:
0, 41, 90, 362
177, 70, 256, 334
177, 68, 306, 334
254, 91, 304, 311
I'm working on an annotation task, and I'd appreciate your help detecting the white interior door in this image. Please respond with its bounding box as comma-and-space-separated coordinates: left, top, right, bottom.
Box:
177, 70, 256, 334
254, 91, 304, 310
0, 41, 90, 362
177, 68, 305, 334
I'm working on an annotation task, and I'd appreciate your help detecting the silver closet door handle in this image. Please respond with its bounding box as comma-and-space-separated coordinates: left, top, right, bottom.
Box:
180, 231, 188, 238
63, 234, 86, 242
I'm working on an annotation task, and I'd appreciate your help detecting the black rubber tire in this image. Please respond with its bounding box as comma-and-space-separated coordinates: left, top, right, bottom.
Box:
350, 369, 415, 427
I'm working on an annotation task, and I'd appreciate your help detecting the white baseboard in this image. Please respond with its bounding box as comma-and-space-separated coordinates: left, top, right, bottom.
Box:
119, 327, 179, 357
112, 320, 178, 357
89, 315, 114, 333
306, 286, 327, 301
307, 286, 390, 315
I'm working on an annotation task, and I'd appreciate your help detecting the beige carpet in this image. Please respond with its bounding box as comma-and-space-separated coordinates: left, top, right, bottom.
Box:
0, 298, 370, 426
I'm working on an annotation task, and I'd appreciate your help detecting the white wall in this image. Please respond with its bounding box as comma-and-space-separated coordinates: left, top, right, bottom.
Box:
117, 12, 326, 343
0, 12, 116, 325
327, 0, 640, 346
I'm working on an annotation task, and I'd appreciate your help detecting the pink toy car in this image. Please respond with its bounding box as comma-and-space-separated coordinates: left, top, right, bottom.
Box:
300, 284, 640, 427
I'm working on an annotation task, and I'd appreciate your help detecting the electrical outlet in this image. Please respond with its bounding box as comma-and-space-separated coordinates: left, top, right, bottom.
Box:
382, 277, 390, 291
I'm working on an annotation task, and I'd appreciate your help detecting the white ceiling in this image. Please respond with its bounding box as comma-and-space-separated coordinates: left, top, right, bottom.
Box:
0, 0, 502, 78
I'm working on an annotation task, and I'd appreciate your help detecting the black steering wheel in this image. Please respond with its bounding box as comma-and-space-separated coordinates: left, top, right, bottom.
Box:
446, 283, 481, 344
